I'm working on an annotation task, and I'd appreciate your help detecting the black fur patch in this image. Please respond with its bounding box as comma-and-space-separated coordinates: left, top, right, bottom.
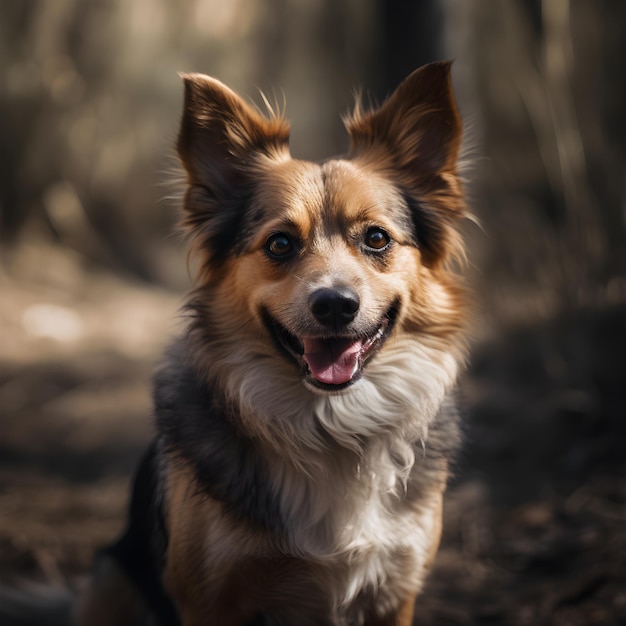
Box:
153, 341, 286, 534
102, 442, 180, 626
184, 184, 256, 265
413, 393, 462, 480
402, 190, 452, 263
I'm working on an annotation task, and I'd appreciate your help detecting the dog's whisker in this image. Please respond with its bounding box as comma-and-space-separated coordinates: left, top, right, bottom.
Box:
292, 273, 315, 288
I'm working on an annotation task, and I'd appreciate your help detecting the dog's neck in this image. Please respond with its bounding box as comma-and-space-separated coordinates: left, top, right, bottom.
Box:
196, 329, 459, 454
155, 331, 460, 565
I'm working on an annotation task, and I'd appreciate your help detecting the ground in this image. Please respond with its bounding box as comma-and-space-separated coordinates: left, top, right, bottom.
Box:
1, 245, 625, 625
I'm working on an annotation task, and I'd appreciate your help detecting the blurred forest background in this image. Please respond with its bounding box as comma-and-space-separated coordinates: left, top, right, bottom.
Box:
1, 1, 625, 624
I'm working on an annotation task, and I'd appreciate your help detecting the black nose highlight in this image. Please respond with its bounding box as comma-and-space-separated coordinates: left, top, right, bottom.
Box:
309, 287, 360, 327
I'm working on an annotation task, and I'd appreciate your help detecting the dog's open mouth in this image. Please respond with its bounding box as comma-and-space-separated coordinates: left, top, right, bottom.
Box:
262, 303, 399, 391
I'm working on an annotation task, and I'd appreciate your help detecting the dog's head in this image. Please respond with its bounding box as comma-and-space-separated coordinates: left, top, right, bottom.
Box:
177, 62, 467, 396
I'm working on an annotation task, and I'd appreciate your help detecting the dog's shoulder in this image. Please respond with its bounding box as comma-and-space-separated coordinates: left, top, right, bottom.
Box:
153, 338, 287, 533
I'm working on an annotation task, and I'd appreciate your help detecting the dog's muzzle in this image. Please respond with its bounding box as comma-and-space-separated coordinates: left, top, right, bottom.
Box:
262, 297, 400, 392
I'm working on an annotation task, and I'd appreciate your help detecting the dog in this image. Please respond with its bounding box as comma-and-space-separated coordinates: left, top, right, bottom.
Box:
3, 61, 469, 626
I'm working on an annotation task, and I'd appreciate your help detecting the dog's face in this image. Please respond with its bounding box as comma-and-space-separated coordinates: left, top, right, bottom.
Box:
232, 158, 413, 392
177, 63, 466, 395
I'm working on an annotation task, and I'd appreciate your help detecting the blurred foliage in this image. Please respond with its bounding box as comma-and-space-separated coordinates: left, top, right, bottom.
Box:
456, 0, 626, 323
0, 0, 624, 317
0, 0, 383, 287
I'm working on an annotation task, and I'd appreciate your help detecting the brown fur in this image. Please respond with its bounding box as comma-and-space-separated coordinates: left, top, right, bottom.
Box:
165, 459, 332, 625
162, 457, 446, 626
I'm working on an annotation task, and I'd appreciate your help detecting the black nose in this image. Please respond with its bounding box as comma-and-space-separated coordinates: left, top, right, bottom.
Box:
309, 287, 360, 327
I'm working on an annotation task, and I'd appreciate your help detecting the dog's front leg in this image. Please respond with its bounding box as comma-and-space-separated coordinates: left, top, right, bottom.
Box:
363, 593, 417, 626
388, 594, 418, 626
164, 462, 276, 626
366, 492, 444, 626
394, 594, 418, 626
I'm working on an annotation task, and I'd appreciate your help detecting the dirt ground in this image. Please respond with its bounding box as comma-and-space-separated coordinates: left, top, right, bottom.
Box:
1, 245, 625, 625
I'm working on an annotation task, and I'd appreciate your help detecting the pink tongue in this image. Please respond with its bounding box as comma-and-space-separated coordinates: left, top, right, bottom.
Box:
302, 337, 363, 385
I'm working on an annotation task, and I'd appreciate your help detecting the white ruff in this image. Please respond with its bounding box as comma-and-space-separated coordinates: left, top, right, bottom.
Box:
201, 327, 457, 458
195, 329, 459, 608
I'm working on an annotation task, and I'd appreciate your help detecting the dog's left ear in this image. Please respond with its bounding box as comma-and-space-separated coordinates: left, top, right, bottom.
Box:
346, 62, 465, 266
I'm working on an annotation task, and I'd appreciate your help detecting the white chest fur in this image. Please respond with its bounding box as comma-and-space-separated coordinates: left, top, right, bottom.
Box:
261, 427, 444, 613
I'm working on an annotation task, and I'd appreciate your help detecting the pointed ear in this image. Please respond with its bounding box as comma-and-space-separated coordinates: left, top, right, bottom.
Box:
176, 74, 290, 272
346, 62, 465, 267
346, 61, 461, 174
177, 73, 290, 194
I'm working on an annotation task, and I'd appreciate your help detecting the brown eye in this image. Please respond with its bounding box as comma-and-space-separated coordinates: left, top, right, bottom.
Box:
265, 233, 295, 258
364, 227, 390, 251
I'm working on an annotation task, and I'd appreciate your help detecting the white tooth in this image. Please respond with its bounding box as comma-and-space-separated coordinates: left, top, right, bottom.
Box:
351, 360, 359, 376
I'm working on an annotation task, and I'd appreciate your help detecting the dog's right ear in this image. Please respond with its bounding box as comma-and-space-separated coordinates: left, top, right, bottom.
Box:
177, 75, 290, 272
177, 73, 290, 196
